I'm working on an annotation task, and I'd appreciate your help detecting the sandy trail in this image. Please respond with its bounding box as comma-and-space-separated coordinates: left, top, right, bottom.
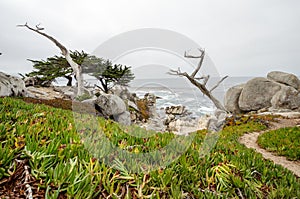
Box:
239, 117, 300, 177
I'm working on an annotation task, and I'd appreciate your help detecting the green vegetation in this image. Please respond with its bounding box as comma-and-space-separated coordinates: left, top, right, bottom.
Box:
258, 126, 300, 161
25, 50, 134, 93
83, 59, 135, 93
26, 50, 88, 86
0, 97, 299, 198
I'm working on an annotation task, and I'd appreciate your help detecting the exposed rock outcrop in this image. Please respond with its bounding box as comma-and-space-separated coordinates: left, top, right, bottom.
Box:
26, 86, 76, 100
0, 72, 27, 97
164, 105, 191, 131
224, 84, 244, 114
95, 94, 127, 116
225, 71, 300, 113
81, 94, 131, 126
110, 85, 134, 101
271, 85, 300, 110
239, 77, 281, 112
267, 71, 300, 90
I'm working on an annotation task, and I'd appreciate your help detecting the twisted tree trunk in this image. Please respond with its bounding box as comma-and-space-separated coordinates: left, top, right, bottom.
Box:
18, 23, 84, 96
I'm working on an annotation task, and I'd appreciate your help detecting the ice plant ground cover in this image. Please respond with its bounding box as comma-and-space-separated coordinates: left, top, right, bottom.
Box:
0, 97, 299, 198
258, 126, 300, 161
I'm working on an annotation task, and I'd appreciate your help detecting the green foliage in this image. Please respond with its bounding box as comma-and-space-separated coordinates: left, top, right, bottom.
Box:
26, 50, 88, 86
0, 97, 299, 198
258, 126, 300, 160
26, 50, 135, 93
83, 59, 135, 93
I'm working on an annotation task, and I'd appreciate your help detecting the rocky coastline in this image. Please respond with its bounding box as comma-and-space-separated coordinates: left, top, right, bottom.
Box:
1, 70, 300, 135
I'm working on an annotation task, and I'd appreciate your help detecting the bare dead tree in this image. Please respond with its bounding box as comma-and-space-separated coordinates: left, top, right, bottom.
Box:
17, 23, 84, 96
168, 48, 228, 111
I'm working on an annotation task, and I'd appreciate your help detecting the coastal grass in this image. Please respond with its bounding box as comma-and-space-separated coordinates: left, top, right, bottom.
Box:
258, 126, 300, 161
0, 97, 299, 198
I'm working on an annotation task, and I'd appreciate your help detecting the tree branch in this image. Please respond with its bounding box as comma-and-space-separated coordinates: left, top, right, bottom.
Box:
17, 22, 68, 55
167, 68, 188, 77
209, 75, 228, 93
169, 48, 227, 111
185, 49, 205, 78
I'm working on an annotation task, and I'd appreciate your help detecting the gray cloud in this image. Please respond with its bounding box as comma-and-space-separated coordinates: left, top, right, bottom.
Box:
0, 0, 299, 77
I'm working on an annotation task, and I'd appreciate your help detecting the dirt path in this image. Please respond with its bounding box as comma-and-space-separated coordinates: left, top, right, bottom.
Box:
239, 117, 300, 177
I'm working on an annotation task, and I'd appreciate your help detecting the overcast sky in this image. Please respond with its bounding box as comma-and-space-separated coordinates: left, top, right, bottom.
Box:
0, 0, 299, 78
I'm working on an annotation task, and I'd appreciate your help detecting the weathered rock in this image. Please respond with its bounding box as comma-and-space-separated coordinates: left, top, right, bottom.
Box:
144, 93, 157, 118
114, 111, 131, 126
130, 111, 138, 122
27, 86, 69, 100
224, 84, 244, 114
271, 85, 300, 110
165, 105, 186, 115
239, 77, 281, 111
128, 100, 139, 111
24, 76, 52, 87
214, 109, 227, 121
142, 118, 166, 132
95, 94, 126, 116
164, 114, 176, 125
267, 71, 300, 90
168, 116, 210, 135
53, 86, 76, 99
111, 85, 133, 100
0, 72, 26, 97
206, 109, 227, 132
24, 77, 36, 87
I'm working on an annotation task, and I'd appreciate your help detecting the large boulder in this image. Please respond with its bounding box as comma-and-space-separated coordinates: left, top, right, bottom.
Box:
238, 77, 281, 111
267, 71, 300, 90
82, 94, 131, 125
271, 85, 300, 110
224, 84, 244, 114
0, 72, 26, 97
95, 94, 127, 116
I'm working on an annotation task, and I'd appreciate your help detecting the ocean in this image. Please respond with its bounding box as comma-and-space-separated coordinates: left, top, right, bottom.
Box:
54, 76, 253, 117
128, 77, 253, 117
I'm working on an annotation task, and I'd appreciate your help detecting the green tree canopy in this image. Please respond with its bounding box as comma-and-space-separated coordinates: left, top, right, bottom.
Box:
26, 50, 88, 86
26, 51, 135, 93
83, 59, 135, 93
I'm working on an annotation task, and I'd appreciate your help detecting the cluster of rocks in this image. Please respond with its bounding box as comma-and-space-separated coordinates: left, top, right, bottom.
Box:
225, 71, 300, 114
3, 70, 299, 134
164, 105, 189, 131
0, 71, 225, 134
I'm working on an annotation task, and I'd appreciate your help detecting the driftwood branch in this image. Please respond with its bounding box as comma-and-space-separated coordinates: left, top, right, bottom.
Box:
18, 22, 84, 96
169, 49, 227, 111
